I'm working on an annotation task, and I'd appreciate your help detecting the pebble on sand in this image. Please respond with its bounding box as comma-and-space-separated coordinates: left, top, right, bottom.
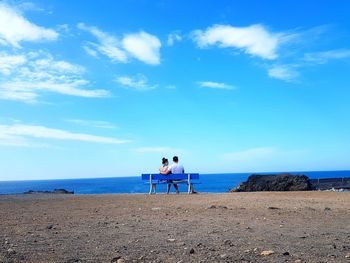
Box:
260, 250, 275, 256
111, 257, 126, 263
7, 248, 16, 255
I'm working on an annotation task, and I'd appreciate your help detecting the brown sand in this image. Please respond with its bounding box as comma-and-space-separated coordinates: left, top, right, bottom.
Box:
0, 192, 349, 262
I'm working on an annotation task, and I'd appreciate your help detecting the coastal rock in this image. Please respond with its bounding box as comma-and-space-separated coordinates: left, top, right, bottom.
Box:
232, 173, 312, 192
24, 189, 74, 194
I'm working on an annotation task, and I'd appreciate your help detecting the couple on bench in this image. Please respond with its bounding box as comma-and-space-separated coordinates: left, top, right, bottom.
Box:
159, 156, 196, 194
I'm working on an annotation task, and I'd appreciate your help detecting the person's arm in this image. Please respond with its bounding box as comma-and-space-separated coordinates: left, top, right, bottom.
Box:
160, 166, 171, 175
159, 166, 167, 174
166, 165, 172, 174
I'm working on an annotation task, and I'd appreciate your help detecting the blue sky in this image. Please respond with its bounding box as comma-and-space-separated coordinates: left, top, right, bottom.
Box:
1, 0, 350, 180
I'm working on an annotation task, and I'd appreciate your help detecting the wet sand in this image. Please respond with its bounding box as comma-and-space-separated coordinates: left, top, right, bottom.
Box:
0, 192, 349, 262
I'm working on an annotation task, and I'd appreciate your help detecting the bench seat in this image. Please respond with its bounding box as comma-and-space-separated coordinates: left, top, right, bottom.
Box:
141, 173, 200, 194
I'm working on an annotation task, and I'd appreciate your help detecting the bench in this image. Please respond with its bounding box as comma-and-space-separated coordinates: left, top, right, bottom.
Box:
141, 173, 200, 194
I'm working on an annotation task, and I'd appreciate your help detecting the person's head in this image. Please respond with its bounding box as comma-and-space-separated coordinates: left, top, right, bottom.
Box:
162, 157, 168, 166
173, 156, 179, 163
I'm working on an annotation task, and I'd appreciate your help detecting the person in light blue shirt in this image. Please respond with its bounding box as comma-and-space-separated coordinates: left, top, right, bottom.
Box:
169, 156, 184, 174
165, 156, 182, 194
169, 156, 197, 194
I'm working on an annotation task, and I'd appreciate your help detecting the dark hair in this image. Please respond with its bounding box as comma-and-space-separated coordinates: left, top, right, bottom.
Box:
173, 156, 178, 162
162, 157, 168, 164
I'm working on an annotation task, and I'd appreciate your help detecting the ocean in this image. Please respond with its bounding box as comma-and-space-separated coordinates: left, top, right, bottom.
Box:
1, 170, 350, 195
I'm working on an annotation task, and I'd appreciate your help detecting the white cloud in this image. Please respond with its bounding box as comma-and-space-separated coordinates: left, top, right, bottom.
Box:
15, 2, 45, 12
167, 32, 182, 46
0, 53, 27, 75
78, 24, 161, 65
122, 31, 161, 65
82, 45, 99, 58
165, 85, 177, 90
304, 49, 350, 64
78, 23, 128, 63
0, 51, 109, 103
192, 24, 282, 60
134, 147, 181, 154
222, 147, 277, 162
268, 65, 299, 81
197, 81, 236, 90
115, 74, 157, 91
0, 3, 58, 48
65, 119, 117, 129
0, 124, 130, 147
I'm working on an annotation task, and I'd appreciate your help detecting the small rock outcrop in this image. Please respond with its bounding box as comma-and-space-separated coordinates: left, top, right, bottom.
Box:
232, 173, 313, 192
24, 189, 74, 194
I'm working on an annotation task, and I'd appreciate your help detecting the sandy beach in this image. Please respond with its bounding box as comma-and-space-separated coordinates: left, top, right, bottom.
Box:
0, 192, 349, 263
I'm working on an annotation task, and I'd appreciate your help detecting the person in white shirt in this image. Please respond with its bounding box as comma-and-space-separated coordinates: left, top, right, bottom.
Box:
169, 156, 197, 194
165, 156, 183, 194
168, 156, 184, 174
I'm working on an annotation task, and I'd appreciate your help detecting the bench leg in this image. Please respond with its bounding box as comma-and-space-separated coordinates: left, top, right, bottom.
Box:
188, 183, 192, 194
149, 184, 156, 195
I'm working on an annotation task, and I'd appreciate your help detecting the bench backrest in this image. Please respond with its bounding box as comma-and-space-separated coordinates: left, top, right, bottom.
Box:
141, 173, 199, 181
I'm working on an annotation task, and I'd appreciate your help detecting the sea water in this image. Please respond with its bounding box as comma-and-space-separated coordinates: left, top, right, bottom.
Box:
0, 170, 349, 195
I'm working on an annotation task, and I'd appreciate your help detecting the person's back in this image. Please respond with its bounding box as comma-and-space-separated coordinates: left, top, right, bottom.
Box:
170, 163, 184, 174
169, 156, 184, 174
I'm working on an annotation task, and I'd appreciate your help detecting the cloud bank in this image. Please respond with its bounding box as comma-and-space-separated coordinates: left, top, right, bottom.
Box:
0, 3, 58, 48
78, 23, 161, 65
192, 24, 282, 60
0, 124, 129, 147
0, 51, 109, 103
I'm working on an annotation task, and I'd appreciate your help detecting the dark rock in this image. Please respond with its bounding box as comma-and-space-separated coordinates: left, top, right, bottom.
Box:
324, 207, 332, 211
189, 248, 195, 254
232, 173, 313, 192
224, 240, 233, 246
207, 205, 228, 209
47, 224, 54, 230
7, 248, 16, 255
24, 189, 74, 194
111, 256, 122, 262
268, 206, 280, 210
283, 252, 290, 256
65, 258, 79, 263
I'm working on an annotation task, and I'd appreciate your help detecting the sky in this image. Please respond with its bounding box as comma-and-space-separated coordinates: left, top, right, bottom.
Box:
0, 0, 350, 181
